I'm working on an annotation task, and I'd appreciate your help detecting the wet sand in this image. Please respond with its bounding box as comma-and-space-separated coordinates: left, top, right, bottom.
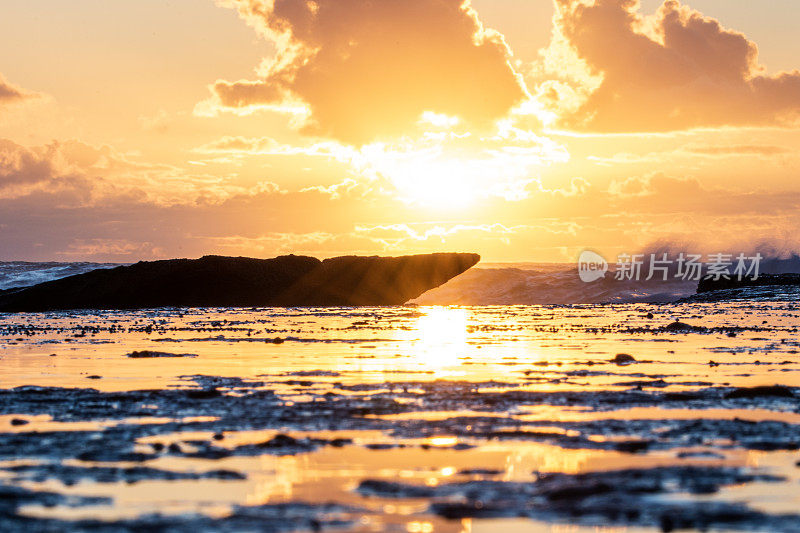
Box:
1, 303, 800, 531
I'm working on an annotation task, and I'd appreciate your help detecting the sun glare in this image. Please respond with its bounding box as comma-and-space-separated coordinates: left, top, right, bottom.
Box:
392, 157, 483, 210
411, 307, 469, 369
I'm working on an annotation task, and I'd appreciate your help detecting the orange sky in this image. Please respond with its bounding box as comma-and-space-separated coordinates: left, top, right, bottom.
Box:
1, 0, 799, 262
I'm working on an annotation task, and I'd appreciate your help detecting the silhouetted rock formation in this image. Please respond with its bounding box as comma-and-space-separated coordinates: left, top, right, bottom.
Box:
697, 273, 800, 294
0, 253, 480, 311
679, 273, 800, 303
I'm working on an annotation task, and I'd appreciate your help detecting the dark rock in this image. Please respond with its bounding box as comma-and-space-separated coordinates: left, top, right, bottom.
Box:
614, 440, 651, 453
368, 466, 790, 530
9, 419, 28, 426
546, 481, 613, 500
357, 479, 437, 498
127, 350, 197, 358
697, 273, 800, 294
3, 463, 246, 485
0, 253, 480, 311
724, 386, 794, 399
677, 451, 725, 459
611, 353, 637, 365
365, 443, 400, 450
186, 389, 221, 400
682, 273, 800, 302
76, 450, 153, 462
459, 468, 503, 476
258, 434, 299, 448
167, 443, 182, 454
663, 321, 706, 333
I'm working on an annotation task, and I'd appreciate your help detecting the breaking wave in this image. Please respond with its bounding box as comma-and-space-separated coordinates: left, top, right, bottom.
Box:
415, 254, 800, 306
0, 262, 121, 290
412, 264, 696, 305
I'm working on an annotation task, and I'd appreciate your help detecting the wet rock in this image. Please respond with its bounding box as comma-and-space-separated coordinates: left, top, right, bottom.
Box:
0, 495, 357, 532
0, 483, 111, 517
677, 450, 725, 459
76, 449, 152, 463
358, 479, 437, 499
368, 466, 790, 530
611, 353, 637, 365
614, 440, 651, 454
228, 434, 351, 457
663, 321, 706, 333
2, 463, 246, 485
545, 480, 614, 500
186, 388, 221, 399
127, 350, 197, 358
697, 273, 800, 294
724, 386, 794, 399
459, 468, 503, 476
2, 374, 800, 530
259, 434, 299, 448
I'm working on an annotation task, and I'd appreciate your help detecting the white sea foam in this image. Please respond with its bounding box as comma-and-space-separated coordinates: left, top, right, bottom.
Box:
0, 262, 121, 290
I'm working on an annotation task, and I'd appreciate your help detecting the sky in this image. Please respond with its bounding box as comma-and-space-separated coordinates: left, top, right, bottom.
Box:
1, 0, 799, 262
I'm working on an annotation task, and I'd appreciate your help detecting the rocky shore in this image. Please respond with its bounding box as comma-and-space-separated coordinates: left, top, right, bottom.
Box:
681, 273, 800, 303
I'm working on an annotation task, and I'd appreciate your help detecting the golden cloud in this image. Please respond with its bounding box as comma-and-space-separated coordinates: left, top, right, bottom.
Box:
211, 0, 527, 144
0, 73, 40, 109
543, 0, 800, 131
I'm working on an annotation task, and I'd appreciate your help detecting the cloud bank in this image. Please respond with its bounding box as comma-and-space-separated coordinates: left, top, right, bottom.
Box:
543, 0, 800, 132
212, 0, 527, 144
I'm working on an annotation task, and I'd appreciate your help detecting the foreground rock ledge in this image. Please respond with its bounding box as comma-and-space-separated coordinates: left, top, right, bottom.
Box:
679, 273, 800, 303
0, 253, 480, 311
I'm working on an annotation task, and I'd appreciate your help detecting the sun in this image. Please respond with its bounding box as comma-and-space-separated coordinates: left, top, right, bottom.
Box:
357, 143, 484, 210
353, 118, 567, 210
390, 156, 484, 210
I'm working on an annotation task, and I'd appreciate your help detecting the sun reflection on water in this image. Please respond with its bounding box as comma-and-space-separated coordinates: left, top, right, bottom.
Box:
410, 307, 468, 370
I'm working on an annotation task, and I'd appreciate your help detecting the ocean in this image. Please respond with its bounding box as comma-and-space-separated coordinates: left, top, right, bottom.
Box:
0, 261, 121, 291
